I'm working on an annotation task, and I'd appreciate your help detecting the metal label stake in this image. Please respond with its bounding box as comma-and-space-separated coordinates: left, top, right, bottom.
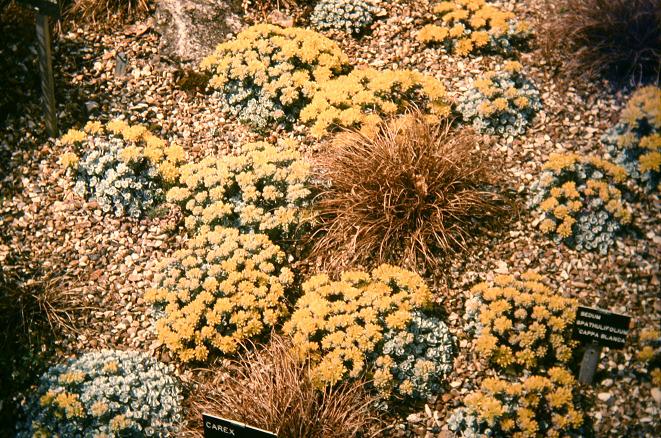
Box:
578, 342, 602, 385
17, 0, 60, 137
36, 13, 57, 137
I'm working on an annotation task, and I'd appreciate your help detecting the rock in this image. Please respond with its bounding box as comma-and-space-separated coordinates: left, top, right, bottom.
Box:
597, 392, 612, 403
652, 387, 661, 405
494, 260, 509, 274
406, 413, 422, 423
267, 10, 294, 28
155, 0, 244, 62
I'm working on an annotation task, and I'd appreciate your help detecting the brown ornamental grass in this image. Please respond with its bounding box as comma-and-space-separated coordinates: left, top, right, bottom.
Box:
307, 111, 512, 273
185, 335, 381, 438
66, 0, 150, 24
542, 0, 661, 84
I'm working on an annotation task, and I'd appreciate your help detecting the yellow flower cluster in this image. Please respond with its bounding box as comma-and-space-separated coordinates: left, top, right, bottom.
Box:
417, 0, 530, 56
59, 120, 185, 184
284, 264, 432, 388
166, 140, 310, 240
109, 415, 134, 432
146, 226, 293, 362
542, 153, 628, 183
470, 272, 578, 372
201, 24, 350, 127
537, 153, 631, 240
39, 390, 85, 419
607, 85, 660, 191
299, 67, 451, 138
636, 327, 660, 385
473, 62, 530, 115
463, 367, 583, 437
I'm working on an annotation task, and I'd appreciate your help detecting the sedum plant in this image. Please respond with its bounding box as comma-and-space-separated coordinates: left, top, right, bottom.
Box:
200, 24, 350, 130
285, 265, 454, 400
603, 85, 661, 192
376, 310, 454, 399
417, 0, 531, 56
464, 272, 578, 373
299, 67, 450, 138
166, 140, 311, 245
310, 0, 377, 35
530, 153, 632, 254
637, 327, 661, 387
59, 120, 185, 218
146, 226, 294, 362
447, 367, 584, 438
17, 350, 182, 437
637, 327, 660, 363
457, 60, 541, 136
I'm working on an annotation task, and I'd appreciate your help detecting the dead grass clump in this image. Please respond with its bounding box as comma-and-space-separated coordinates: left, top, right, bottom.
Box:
242, 0, 311, 16
542, 0, 661, 84
66, 0, 150, 25
0, 253, 88, 433
185, 335, 381, 438
308, 111, 511, 272
0, 263, 83, 342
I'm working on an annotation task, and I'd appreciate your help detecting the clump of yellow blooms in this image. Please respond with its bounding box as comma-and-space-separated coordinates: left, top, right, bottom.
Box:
166, 139, 310, 243
417, 0, 531, 56
284, 265, 434, 393
299, 67, 451, 138
39, 390, 85, 419
201, 23, 350, 130
59, 119, 185, 184
531, 153, 632, 254
636, 327, 660, 386
58, 120, 186, 218
457, 60, 541, 136
20, 350, 182, 437
146, 225, 294, 362
448, 367, 584, 437
604, 85, 661, 192
466, 272, 578, 372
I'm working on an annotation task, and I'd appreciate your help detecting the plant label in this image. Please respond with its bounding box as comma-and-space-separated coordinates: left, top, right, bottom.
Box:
573, 306, 631, 349
203, 413, 277, 438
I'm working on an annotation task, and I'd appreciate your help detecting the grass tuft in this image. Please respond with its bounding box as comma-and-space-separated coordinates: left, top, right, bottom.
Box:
542, 0, 661, 85
184, 334, 381, 438
307, 110, 512, 272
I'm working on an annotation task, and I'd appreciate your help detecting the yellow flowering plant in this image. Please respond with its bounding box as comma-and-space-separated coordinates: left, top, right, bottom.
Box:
636, 327, 660, 386
417, 0, 531, 56
166, 140, 311, 245
58, 120, 185, 218
603, 85, 661, 192
465, 272, 578, 373
299, 67, 451, 138
530, 153, 632, 254
447, 367, 586, 437
200, 23, 350, 130
146, 226, 294, 362
457, 61, 542, 136
284, 265, 454, 399
17, 350, 182, 437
